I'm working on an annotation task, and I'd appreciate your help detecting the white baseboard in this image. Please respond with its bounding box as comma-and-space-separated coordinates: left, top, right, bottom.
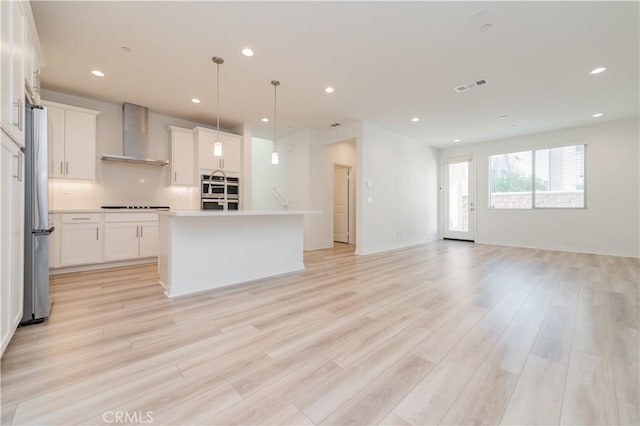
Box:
50, 258, 157, 275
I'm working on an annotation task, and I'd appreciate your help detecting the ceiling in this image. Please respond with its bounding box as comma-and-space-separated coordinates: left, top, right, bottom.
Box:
32, 1, 639, 147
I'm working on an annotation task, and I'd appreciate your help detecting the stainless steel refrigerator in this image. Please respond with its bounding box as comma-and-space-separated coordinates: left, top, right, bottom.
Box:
22, 104, 53, 325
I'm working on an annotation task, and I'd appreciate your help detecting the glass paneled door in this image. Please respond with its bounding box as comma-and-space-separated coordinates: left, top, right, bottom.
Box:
444, 157, 475, 241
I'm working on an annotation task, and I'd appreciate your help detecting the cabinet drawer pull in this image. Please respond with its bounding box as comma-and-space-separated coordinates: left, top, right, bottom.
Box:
72, 217, 91, 220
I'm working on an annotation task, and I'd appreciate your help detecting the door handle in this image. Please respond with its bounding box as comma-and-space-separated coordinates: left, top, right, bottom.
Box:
136, 225, 139, 238
140, 226, 143, 238
96, 227, 99, 240
65, 162, 69, 175
60, 161, 63, 175
174, 171, 177, 182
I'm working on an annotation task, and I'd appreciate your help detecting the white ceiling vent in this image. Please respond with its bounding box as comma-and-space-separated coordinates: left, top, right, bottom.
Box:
454, 79, 487, 93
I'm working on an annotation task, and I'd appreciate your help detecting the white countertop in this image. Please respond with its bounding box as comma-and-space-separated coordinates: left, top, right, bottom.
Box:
159, 210, 321, 217
49, 209, 167, 214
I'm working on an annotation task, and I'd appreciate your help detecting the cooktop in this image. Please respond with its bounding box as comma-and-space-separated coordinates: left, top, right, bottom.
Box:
101, 205, 170, 210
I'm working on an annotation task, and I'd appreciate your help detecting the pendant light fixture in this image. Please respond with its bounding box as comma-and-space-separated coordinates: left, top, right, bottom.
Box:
271, 80, 280, 165
212, 56, 224, 157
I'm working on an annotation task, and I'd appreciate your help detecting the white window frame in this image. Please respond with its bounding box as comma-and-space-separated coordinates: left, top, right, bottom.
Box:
489, 143, 587, 210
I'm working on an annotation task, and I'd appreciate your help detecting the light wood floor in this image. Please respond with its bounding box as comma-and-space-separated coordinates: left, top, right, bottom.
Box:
1, 241, 638, 425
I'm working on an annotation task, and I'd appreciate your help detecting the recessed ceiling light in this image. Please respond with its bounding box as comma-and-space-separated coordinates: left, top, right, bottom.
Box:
120, 46, 132, 53
261, 117, 269, 122
453, 138, 461, 142
241, 48, 254, 57
590, 67, 606, 75
91, 70, 105, 77
411, 117, 420, 122
480, 23, 493, 31
324, 86, 335, 94
592, 113, 603, 118
191, 98, 201, 104
499, 115, 509, 120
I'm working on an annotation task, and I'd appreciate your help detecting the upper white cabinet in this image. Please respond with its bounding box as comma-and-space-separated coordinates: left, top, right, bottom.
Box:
195, 127, 241, 174
0, 0, 43, 148
1, 0, 26, 147
23, 21, 41, 105
170, 126, 195, 186
42, 101, 100, 181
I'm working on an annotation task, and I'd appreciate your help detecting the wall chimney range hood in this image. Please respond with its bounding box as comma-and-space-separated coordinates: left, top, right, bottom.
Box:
101, 103, 169, 166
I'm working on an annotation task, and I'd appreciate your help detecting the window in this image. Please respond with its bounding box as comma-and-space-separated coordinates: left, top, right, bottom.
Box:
490, 151, 533, 209
534, 145, 585, 208
490, 144, 586, 209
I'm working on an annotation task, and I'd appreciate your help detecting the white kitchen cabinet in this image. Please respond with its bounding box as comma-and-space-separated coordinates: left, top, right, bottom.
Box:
47, 106, 65, 178
138, 222, 159, 258
104, 213, 159, 261
195, 127, 241, 174
60, 214, 103, 266
1, 131, 24, 355
42, 101, 100, 181
1, 0, 25, 147
23, 24, 41, 105
170, 126, 195, 186
104, 222, 140, 261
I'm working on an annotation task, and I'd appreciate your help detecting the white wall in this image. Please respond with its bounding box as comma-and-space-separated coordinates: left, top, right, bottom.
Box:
43, 89, 218, 210
357, 121, 439, 255
440, 117, 640, 257
306, 122, 364, 250
250, 121, 439, 254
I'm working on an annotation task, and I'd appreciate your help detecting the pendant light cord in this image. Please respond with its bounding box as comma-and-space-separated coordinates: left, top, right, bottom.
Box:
273, 82, 277, 152
216, 62, 220, 141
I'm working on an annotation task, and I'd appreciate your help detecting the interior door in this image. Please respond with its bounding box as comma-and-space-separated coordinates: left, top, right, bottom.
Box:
333, 166, 349, 243
444, 157, 475, 241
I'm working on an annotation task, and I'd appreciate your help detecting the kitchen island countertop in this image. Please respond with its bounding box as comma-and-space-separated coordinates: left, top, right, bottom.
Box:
157, 209, 320, 217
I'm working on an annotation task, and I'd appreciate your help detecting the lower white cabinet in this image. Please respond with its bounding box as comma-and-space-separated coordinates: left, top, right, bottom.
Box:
102, 213, 159, 262
50, 212, 159, 269
138, 222, 159, 258
1, 131, 25, 355
60, 221, 103, 267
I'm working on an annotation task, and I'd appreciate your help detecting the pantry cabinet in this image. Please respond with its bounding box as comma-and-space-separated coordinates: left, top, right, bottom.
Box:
170, 126, 195, 186
196, 127, 241, 174
42, 101, 100, 181
1, 132, 24, 354
59, 214, 103, 266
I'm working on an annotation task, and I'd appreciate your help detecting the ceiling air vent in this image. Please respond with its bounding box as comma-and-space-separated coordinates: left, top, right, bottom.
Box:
330, 122, 341, 127
454, 79, 487, 93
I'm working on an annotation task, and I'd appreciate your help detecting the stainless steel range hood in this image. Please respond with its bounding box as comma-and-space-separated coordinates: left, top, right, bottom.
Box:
101, 103, 169, 166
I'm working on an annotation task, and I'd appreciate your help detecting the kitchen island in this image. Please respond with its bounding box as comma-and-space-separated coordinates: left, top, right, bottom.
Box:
157, 210, 317, 297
